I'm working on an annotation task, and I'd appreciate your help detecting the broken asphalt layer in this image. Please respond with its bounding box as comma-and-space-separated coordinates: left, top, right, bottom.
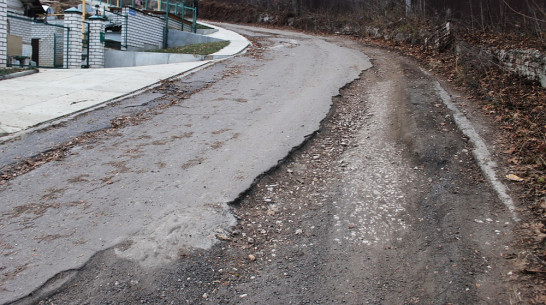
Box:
0, 29, 371, 304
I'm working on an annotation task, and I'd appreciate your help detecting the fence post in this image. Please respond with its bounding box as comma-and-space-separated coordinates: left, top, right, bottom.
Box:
0, 0, 7, 68
64, 8, 83, 69
192, 7, 196, 33
405, 0, 412, 16
88, 15, 106, 68
121, 7, 129, 50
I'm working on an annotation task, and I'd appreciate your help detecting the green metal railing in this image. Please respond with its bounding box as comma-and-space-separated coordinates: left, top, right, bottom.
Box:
98, 0, 199, 50
98, 0, 186, 11
99, 0, 196, 29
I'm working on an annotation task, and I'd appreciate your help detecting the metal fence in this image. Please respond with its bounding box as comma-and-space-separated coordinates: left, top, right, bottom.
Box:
100, 0, 198, 33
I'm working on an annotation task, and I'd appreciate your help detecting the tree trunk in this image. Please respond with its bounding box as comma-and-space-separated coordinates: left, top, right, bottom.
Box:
292, 0, 301, 16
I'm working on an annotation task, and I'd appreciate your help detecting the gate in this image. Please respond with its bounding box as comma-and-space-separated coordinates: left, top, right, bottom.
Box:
81, 22, 90, 68
6, 13, 69, 68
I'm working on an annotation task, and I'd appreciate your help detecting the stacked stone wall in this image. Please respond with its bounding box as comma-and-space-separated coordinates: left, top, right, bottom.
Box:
491, 48, 546, 88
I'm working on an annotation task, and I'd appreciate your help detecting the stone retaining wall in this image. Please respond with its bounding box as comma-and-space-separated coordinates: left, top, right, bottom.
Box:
490, 48, 546, 87
364, 24, 546, 87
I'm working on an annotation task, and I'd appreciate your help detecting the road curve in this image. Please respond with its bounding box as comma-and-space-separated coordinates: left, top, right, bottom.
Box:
0, 27, 371, 303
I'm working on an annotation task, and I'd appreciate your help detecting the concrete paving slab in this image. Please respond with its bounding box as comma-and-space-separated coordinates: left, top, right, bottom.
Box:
0, 23, 250, 137
0, 61, 211, 133
201, 21, 251, 57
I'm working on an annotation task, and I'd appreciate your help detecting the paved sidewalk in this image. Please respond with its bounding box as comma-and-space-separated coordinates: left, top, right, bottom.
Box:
0, 23, 249, 136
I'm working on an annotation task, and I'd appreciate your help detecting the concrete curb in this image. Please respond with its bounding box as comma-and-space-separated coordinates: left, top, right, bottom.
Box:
0, 69, 39, 81
0, 60, 218, 144
0, 24, 251, 141
428, 73, 520, 222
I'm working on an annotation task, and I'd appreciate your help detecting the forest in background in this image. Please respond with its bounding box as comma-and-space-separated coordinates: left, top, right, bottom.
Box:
204, 0, 545, 40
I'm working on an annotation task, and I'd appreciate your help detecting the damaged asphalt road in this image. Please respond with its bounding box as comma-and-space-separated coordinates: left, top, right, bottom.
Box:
2, 24, 519, 304
0, 26, 369, 304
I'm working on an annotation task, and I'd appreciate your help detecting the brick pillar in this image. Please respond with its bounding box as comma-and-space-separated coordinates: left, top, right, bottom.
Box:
88, 15, 105, 68
64, 8, 82, 69
0, 0, 7, 68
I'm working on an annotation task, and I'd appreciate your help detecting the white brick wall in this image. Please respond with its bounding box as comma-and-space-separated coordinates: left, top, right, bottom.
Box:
64, 10, 83, 69
122, 7, 164, 50
108, 13, 124, 24
148, 12, 184, 31
7, 0, 22, 12
31, 23, 62, 67
167, 17, 182, 31
7, 16, 31, 43
0, 0, 7, 67
88, 16, 105, 68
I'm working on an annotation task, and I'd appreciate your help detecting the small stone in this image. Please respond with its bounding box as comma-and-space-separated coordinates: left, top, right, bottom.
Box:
240, 294, 248, 298
202, 293, 209, 299
216, 233, 232, 241
248, 254, 256, 261
295, 229, 303, 235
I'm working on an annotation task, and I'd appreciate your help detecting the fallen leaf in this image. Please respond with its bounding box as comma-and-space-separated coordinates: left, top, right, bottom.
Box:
505, 174, 524, 182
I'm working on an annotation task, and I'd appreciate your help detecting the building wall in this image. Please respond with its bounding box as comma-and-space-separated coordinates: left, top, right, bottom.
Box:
8, 16, 30, 43
7, 15, 32, 57
148, 12, 188, 31
31, 23, 64, 67
6, 0, 22, 13
108, 12, 124, 24
167, 17, 182, 31
0, 0, 6, 67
